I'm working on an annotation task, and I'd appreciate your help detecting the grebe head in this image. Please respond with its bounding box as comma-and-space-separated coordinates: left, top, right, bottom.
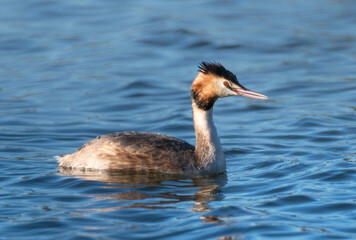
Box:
191, 62, 268, 110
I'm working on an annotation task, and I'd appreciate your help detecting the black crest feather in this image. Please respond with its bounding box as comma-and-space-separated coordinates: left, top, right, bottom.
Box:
198, 61, 240, 85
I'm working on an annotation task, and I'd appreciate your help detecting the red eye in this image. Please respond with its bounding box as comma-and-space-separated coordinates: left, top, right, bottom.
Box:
223, 81, 229, 87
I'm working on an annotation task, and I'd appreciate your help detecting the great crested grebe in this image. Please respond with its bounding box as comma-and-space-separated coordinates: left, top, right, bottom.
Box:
57, 62, 268, 175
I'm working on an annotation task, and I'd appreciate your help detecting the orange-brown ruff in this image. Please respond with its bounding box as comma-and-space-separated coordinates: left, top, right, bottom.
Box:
57, 62, 269, 175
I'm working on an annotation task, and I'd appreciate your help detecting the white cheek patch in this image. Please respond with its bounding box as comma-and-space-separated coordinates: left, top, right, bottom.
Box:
221, 87, 232, 98
216, 79, 236, 98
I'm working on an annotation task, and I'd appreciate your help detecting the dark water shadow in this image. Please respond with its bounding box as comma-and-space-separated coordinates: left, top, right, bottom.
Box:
59, 168, 228, 213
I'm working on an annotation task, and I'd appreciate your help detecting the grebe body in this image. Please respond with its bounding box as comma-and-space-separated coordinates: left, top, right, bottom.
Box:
57, 62, 268, 175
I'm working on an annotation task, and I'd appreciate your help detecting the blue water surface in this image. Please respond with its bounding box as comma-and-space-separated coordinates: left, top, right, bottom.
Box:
0, 0, 355, 239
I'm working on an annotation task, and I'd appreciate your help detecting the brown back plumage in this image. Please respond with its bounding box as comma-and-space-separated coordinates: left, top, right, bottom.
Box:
58, 132, 196, 174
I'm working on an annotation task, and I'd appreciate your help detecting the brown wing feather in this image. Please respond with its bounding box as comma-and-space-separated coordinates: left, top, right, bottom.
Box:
58, 132, 196, 174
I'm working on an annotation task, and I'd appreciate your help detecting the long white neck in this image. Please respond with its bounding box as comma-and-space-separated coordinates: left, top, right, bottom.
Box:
192, 102, 225, 174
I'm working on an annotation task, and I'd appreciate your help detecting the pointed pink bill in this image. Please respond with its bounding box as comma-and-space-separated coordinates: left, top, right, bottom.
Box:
233, 88, 269, 100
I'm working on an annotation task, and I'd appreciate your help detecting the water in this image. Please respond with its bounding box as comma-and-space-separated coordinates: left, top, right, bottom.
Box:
1, 0, 355, 239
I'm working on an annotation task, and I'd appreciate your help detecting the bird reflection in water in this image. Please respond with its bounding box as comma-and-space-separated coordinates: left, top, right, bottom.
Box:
59, 168, 227, 214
